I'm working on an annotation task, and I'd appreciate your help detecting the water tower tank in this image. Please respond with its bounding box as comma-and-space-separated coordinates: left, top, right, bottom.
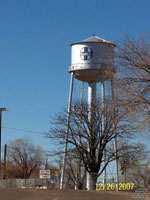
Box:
69, 35, 116, 82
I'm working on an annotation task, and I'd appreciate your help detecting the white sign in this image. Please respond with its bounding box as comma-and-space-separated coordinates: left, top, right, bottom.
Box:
40, 170, 50, 179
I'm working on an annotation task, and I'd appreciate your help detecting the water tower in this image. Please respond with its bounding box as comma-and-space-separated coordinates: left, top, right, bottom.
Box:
60, 35, 116, 190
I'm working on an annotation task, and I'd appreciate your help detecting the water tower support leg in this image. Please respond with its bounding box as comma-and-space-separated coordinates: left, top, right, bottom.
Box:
75, 81, 84, 190
86, 82, 96, 190
102, 82, 107, 187
111, 78, 119, 190
60, 72, 74, 189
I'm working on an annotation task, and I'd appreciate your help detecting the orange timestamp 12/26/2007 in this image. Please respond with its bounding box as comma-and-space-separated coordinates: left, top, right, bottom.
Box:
96, 183, 135, 191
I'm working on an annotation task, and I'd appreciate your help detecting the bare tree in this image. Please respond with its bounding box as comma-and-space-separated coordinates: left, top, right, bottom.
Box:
116, 138, 150, 189
116, 35, 150, 130
119, 152, 150, 188
6, 138, 43, 178
62, 150, 86, 189
47, 99, 139, 190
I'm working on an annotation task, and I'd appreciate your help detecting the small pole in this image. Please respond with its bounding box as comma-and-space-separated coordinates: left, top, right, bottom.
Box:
3, 144, 7, 179
60, 72, 74, 189
124, 169, 126, 183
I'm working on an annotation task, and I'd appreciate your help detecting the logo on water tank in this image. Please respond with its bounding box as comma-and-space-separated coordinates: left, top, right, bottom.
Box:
80, 47, 93, 60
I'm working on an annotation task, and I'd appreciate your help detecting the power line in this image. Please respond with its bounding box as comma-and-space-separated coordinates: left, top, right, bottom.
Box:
2, 126, 44, 135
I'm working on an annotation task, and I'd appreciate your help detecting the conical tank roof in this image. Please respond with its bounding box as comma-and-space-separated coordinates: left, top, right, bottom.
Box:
70, 34, 116, 46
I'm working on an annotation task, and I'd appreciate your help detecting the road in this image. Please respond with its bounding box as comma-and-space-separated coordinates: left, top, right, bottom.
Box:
0, 188, 141, 200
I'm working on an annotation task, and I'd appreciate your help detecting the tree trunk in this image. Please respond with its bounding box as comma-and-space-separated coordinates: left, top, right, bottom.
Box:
87, 173, 98, 190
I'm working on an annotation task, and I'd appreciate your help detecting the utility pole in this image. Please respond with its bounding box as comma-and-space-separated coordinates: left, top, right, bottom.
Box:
0, 108, 7, 179
3, 144, 7, 179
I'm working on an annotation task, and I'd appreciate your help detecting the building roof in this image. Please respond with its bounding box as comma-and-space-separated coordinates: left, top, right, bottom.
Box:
70, 34, 116, 46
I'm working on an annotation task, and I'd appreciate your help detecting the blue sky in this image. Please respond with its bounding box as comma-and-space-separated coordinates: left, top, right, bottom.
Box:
0, 0, 150, 156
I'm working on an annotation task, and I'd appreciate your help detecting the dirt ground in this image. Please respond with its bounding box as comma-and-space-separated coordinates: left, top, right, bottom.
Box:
0, 188, 143, 200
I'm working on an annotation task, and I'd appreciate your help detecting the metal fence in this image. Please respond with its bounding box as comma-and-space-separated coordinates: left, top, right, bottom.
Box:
0, 179, 53, 189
